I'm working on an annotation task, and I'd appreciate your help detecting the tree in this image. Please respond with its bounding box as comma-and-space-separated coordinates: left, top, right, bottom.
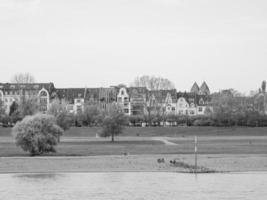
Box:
82, 104, 102, 126
10, 73, 35, 83
211, 90, 257, 126
100, 104, 128, 142
9, 101, 18, 116
18, 96, 40, 117
131, 75, 175, 90
12, 114, 64, 156
0, 100, 7, 125
47, 99, 73, 131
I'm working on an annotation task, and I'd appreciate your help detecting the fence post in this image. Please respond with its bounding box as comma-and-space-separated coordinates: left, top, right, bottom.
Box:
194, 136, 198, 173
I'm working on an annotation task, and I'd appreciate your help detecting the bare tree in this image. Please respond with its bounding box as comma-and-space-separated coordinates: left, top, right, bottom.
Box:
10, 73, 35, 83
131, 75, 175, 90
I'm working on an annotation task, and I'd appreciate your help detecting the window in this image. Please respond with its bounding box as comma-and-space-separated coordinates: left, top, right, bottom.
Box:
199, 98, 204, 105
77, 105, 82, 113
76, 99, 81, 103
124, 97, 128, 101
124, 109, 129, 113
190, 110, 195, 115
172, 107, 175, 111
121, 90, 124, 95
198, 107, 203, 112
118, 97, 122, 102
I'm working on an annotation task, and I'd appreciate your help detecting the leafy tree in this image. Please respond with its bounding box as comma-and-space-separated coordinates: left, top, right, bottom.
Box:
100, 104, 128, 142
10, 73, 35, 83
12, 114, 64, 156
47, 99, 73, 131
9, 101, 18, 116
0, 100, 9, 126
82, 104, 102, 126
131, 75, 175, 90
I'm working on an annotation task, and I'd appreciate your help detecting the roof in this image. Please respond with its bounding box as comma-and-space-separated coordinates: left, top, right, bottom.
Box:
190, 82, 200, 93
177, 92, 211, 105
0, 82, 56, 95
149, 89, 177, 103
199, 81, 210, 95
56, 87, 118, 104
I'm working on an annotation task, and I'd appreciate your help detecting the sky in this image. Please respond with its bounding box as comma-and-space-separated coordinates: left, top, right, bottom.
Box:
0, 0, 267, 94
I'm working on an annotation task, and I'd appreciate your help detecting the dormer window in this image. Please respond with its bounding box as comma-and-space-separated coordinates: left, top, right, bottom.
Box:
10, 85, 15, 89
121, 91, 124, 95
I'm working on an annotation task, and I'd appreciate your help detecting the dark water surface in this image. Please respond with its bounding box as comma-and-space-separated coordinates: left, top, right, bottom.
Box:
0, 172, 266, 200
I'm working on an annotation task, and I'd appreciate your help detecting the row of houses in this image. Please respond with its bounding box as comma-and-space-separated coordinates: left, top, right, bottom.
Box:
0, 81, 211, 116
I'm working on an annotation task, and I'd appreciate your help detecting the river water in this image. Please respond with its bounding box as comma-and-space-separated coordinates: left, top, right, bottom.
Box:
0, 172, 266, 200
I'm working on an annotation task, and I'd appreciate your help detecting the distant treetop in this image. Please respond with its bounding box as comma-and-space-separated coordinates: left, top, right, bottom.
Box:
10, 73, 36, 84
131, 75, 175, 90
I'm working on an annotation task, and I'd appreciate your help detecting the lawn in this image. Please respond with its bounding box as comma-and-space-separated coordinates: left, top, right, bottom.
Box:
1, 126, 267, 137
1, 126, 267, 157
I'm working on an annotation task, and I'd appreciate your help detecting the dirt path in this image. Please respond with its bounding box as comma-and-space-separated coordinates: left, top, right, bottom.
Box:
152, 137, 177, 145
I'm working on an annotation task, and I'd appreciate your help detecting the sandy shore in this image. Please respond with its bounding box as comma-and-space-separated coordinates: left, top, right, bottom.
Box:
1, 154, 267, 173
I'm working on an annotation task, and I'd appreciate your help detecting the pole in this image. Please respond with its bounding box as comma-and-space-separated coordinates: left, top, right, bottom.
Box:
194, 135, 198, 173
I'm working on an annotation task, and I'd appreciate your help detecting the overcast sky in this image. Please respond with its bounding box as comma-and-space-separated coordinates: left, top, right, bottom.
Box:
0, 0, 267, 94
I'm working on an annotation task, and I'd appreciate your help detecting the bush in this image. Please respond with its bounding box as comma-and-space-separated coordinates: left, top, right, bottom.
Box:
129, 115, 144, 126
12, 114, 64, 156
192, 117, 214, 126
56, 111, 74, 131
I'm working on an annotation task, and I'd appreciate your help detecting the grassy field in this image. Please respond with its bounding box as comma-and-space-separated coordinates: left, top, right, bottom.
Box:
0, 126, 267, 157
1, 126, 267, 137
1, 126, 267, 172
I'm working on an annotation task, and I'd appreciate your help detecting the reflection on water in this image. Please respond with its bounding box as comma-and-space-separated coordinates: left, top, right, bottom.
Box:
0, 172, 267, 200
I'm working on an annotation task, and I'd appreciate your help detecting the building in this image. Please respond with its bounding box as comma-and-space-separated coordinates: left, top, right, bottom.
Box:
0, 81, 212, 116
0, 83, 56, 114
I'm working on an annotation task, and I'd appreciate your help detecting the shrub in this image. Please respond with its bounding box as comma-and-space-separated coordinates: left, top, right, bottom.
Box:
12, 114, 64, 155
192, 117, 214, 126
129, 115, 144, 126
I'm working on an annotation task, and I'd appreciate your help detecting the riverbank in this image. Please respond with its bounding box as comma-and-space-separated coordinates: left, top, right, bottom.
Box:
1, 154, 267, 173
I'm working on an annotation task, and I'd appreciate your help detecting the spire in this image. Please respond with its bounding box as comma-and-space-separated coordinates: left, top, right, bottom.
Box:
199, 81, 210, 95
190, 82, 199, 93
